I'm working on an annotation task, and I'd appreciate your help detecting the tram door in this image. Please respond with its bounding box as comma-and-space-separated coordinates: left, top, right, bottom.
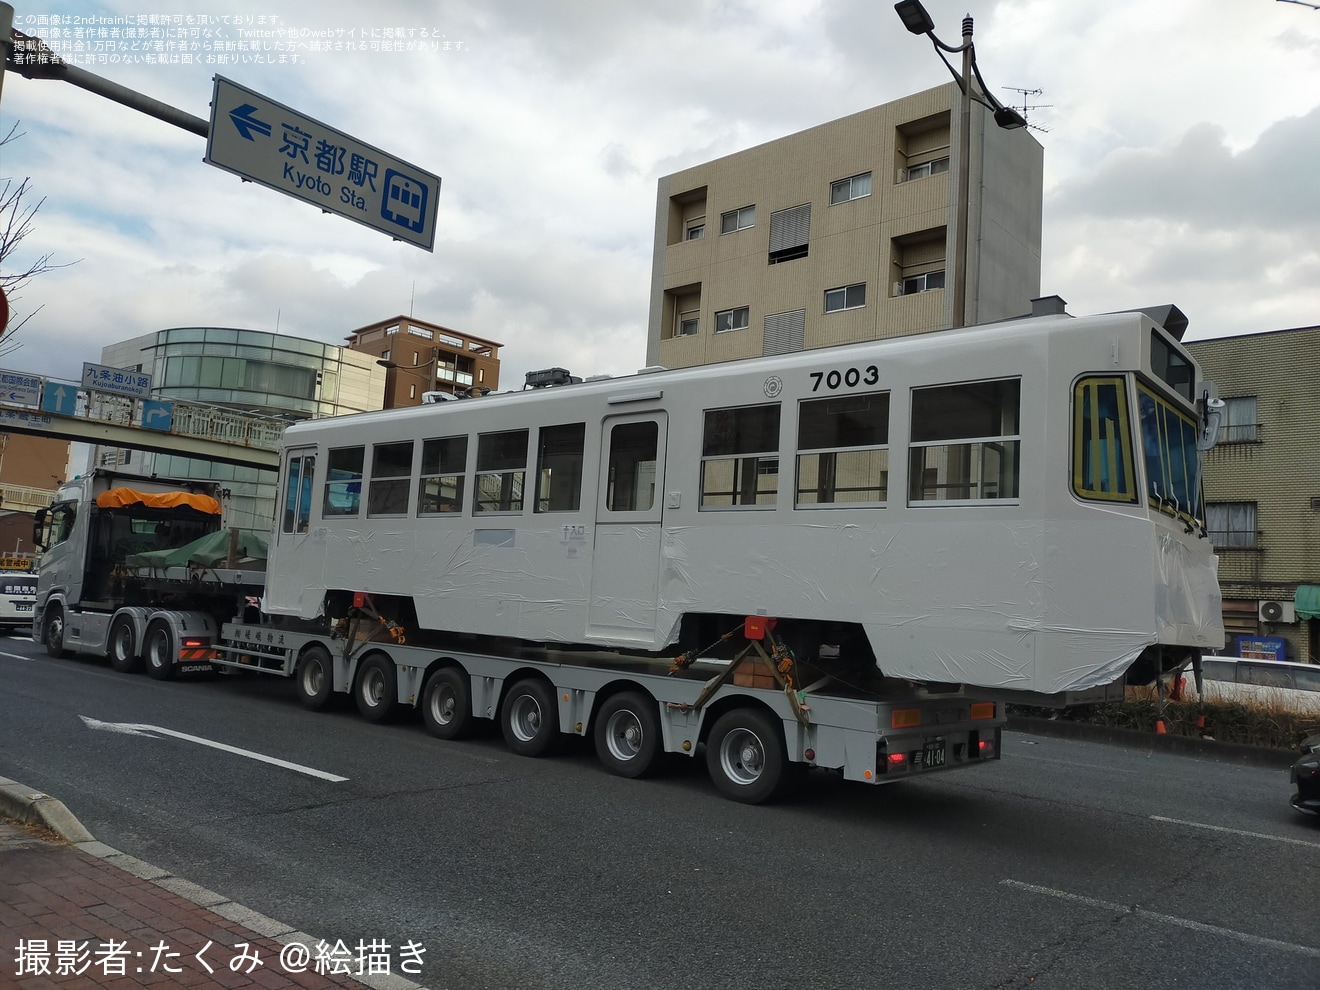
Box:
587, 412, 667, 644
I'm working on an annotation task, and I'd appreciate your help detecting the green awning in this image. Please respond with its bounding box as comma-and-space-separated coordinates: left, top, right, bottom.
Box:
1297, 584, 1320, 621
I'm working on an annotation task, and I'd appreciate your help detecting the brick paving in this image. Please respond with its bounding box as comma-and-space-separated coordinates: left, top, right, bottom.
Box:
0, 820, 413, 990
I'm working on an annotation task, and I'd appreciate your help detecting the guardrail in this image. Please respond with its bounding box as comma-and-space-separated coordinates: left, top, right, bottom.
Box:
0, 483, 57, 512
61, 382, 288, 452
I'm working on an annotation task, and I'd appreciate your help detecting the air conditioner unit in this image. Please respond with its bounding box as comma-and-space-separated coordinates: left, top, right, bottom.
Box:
1258, 600, 1297, 624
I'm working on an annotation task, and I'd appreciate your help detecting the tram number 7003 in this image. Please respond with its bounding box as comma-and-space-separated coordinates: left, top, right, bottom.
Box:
809, 365, 880, 392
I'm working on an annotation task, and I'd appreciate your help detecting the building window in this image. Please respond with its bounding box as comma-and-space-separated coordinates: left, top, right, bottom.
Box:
686, 218, 705, 240
475, 430, 527, 513
323, 446, 364, 517
904, 156, 950, 181
720, 205, 755, 234
825, 283, 867, 313
419, 436, 467, 514
830, 172, 872, 205
700, 404, 780, 508
1206, 502, 1258, 549
763, 310, 805, 356
676, 311, 699, 337
796, 392, 889, 507
1221, 396, 1258, 443
714, 307, 750, 333
900, 270, 945, 295
768, 203, 810, 264
909, 379, 1020, 504
367, 441, 413, 516
534, 423, 585, 513
381, 349, 390, 361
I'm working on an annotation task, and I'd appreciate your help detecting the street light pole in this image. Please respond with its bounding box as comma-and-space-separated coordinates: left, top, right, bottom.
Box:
894, 1, 1027, 329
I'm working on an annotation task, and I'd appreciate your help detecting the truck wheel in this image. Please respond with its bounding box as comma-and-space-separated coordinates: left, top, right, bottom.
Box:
422, 667, 473, 740
501, 678, 559, 757
705, 708, 786, 804
42, 605, 70, 659
144, 623, 177, 681
354, 653, 398, 722
593, 691, 661, 779
295, 645, 334, 711
108, 616, 141, 673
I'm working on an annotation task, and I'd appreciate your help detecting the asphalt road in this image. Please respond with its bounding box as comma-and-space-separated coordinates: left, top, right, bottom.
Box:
2, 630, 1317, 990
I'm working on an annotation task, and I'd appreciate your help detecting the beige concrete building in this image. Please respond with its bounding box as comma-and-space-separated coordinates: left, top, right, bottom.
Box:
1188, 327, 1320, 664
647, 84, 1044, 370
345, 316, 502, 407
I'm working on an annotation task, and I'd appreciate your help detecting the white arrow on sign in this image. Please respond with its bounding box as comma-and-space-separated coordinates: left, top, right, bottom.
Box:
80, 715, 348, 782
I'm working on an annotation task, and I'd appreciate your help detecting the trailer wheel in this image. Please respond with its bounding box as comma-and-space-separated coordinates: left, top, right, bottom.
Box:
42, 604, 70, 659
593, 691, 661, 779
295, 645, 334, 711
705, 708, 786, 804
501, 678, 559, 757
421, 667, 473, 740
144, 622, 177, 681
354, 653, 398, 722
108, 616, 141, 673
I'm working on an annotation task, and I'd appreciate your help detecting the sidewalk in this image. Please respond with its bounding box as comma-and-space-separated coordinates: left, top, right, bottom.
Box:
0, 786, 427, 990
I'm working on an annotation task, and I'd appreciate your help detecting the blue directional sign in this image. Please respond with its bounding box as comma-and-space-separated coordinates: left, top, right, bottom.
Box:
82, 362, 152, 399
41, 381, 78, 416
141, 399, 173, 432
204, 76, 441, 252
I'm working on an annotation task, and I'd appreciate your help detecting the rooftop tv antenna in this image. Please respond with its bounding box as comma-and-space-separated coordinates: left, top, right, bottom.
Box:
1002, 86, 1052, 133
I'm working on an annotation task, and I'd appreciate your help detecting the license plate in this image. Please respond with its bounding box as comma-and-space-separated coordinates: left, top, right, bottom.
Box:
924, 739, 946, 768
13, 603, 31, 612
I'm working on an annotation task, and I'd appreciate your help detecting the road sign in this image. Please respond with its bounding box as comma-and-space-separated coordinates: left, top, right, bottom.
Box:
204, 76, 441, 252
0, 369, 40, 407
41, 381, 78, 416
141, 399, 173, 432
82, 362, 152, 399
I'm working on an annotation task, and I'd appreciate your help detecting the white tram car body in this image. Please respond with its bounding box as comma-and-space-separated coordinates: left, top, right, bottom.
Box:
264, 307, 1223, 697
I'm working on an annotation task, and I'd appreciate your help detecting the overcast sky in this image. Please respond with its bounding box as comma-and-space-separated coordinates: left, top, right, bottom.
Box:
2, 0, 1318, 392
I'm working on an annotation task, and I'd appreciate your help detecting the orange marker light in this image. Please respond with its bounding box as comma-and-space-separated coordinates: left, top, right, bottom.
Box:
863, 769, 873, 779
891, 709, 921, 729
971, 702, 996, 720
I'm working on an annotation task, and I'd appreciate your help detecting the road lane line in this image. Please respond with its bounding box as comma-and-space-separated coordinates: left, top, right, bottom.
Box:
1001, 879, 1320, 959
1150, 815, 1320, 850
0, 650, 32, 661
81, 715, 349, 782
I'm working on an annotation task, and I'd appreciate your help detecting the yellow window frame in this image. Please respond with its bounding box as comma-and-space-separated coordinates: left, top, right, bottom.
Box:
1072, 376, 1137, 503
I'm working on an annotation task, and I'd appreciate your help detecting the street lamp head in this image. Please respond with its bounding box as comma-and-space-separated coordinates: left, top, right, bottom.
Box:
993, 106, 1028, 130
894, 0, 935, 35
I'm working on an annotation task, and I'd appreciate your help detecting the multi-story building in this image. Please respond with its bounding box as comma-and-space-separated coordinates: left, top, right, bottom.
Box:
0, 433, 71, 556
646, 83, 1044, 370
344, 316, 501, 407
97, 327, 386, 530
1187, 327, 1320, 664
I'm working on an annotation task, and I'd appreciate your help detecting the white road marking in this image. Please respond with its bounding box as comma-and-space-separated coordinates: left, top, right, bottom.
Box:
1150, 815, 1320, 850
1001, 879, 1320, 958
81, 715, 349, 782
0, 650, 32, 661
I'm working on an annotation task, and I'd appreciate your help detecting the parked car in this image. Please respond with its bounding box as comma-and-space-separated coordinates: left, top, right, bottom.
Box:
1291, 735, 1320, 817
1178, 656, 1320, 713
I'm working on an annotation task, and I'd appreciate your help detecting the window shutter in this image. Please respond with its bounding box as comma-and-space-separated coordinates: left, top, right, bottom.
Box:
768, 204, 811, 252
764, 309, 805, 356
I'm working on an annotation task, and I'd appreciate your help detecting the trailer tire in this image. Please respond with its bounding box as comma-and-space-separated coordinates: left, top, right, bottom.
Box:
42, 604, 70, 659
421, 667, 473, 740
108, 616, 141, 673
295, 645, 334, 711
144, 622, 177, 681
593, 691, 661, 779
501, 678, 559, 757
354, 653, 398, 723
705, 708, 786, 804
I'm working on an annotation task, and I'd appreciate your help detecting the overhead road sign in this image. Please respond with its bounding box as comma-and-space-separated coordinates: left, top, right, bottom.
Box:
204, 76, 441, 252
41, 381, 78, 416
82, 362, 153, 399
0, 369, 40, 407
141, 399, 174, 432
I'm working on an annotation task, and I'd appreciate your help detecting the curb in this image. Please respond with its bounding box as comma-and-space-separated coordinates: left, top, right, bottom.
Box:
0, 776, 430, 990
1008, 717, 1298, 769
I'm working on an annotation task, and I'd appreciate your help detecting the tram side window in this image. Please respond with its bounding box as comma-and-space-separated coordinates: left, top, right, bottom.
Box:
1137, 385, 1200, 516
700, 404, 780, 508
796, 392, 889, 506
606, 422, 659, 512
909, 379, 1019, 503
323, 446, 364, 517
419, 436, 468, 515
535, 423, 586, 513
367, 440, 414, 516
475, 429, 528, 513
1072, 378, 1136, 503
282, 453, 316, 533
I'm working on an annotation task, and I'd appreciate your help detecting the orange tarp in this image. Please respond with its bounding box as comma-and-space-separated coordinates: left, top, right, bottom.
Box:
94, 487, 222, 515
